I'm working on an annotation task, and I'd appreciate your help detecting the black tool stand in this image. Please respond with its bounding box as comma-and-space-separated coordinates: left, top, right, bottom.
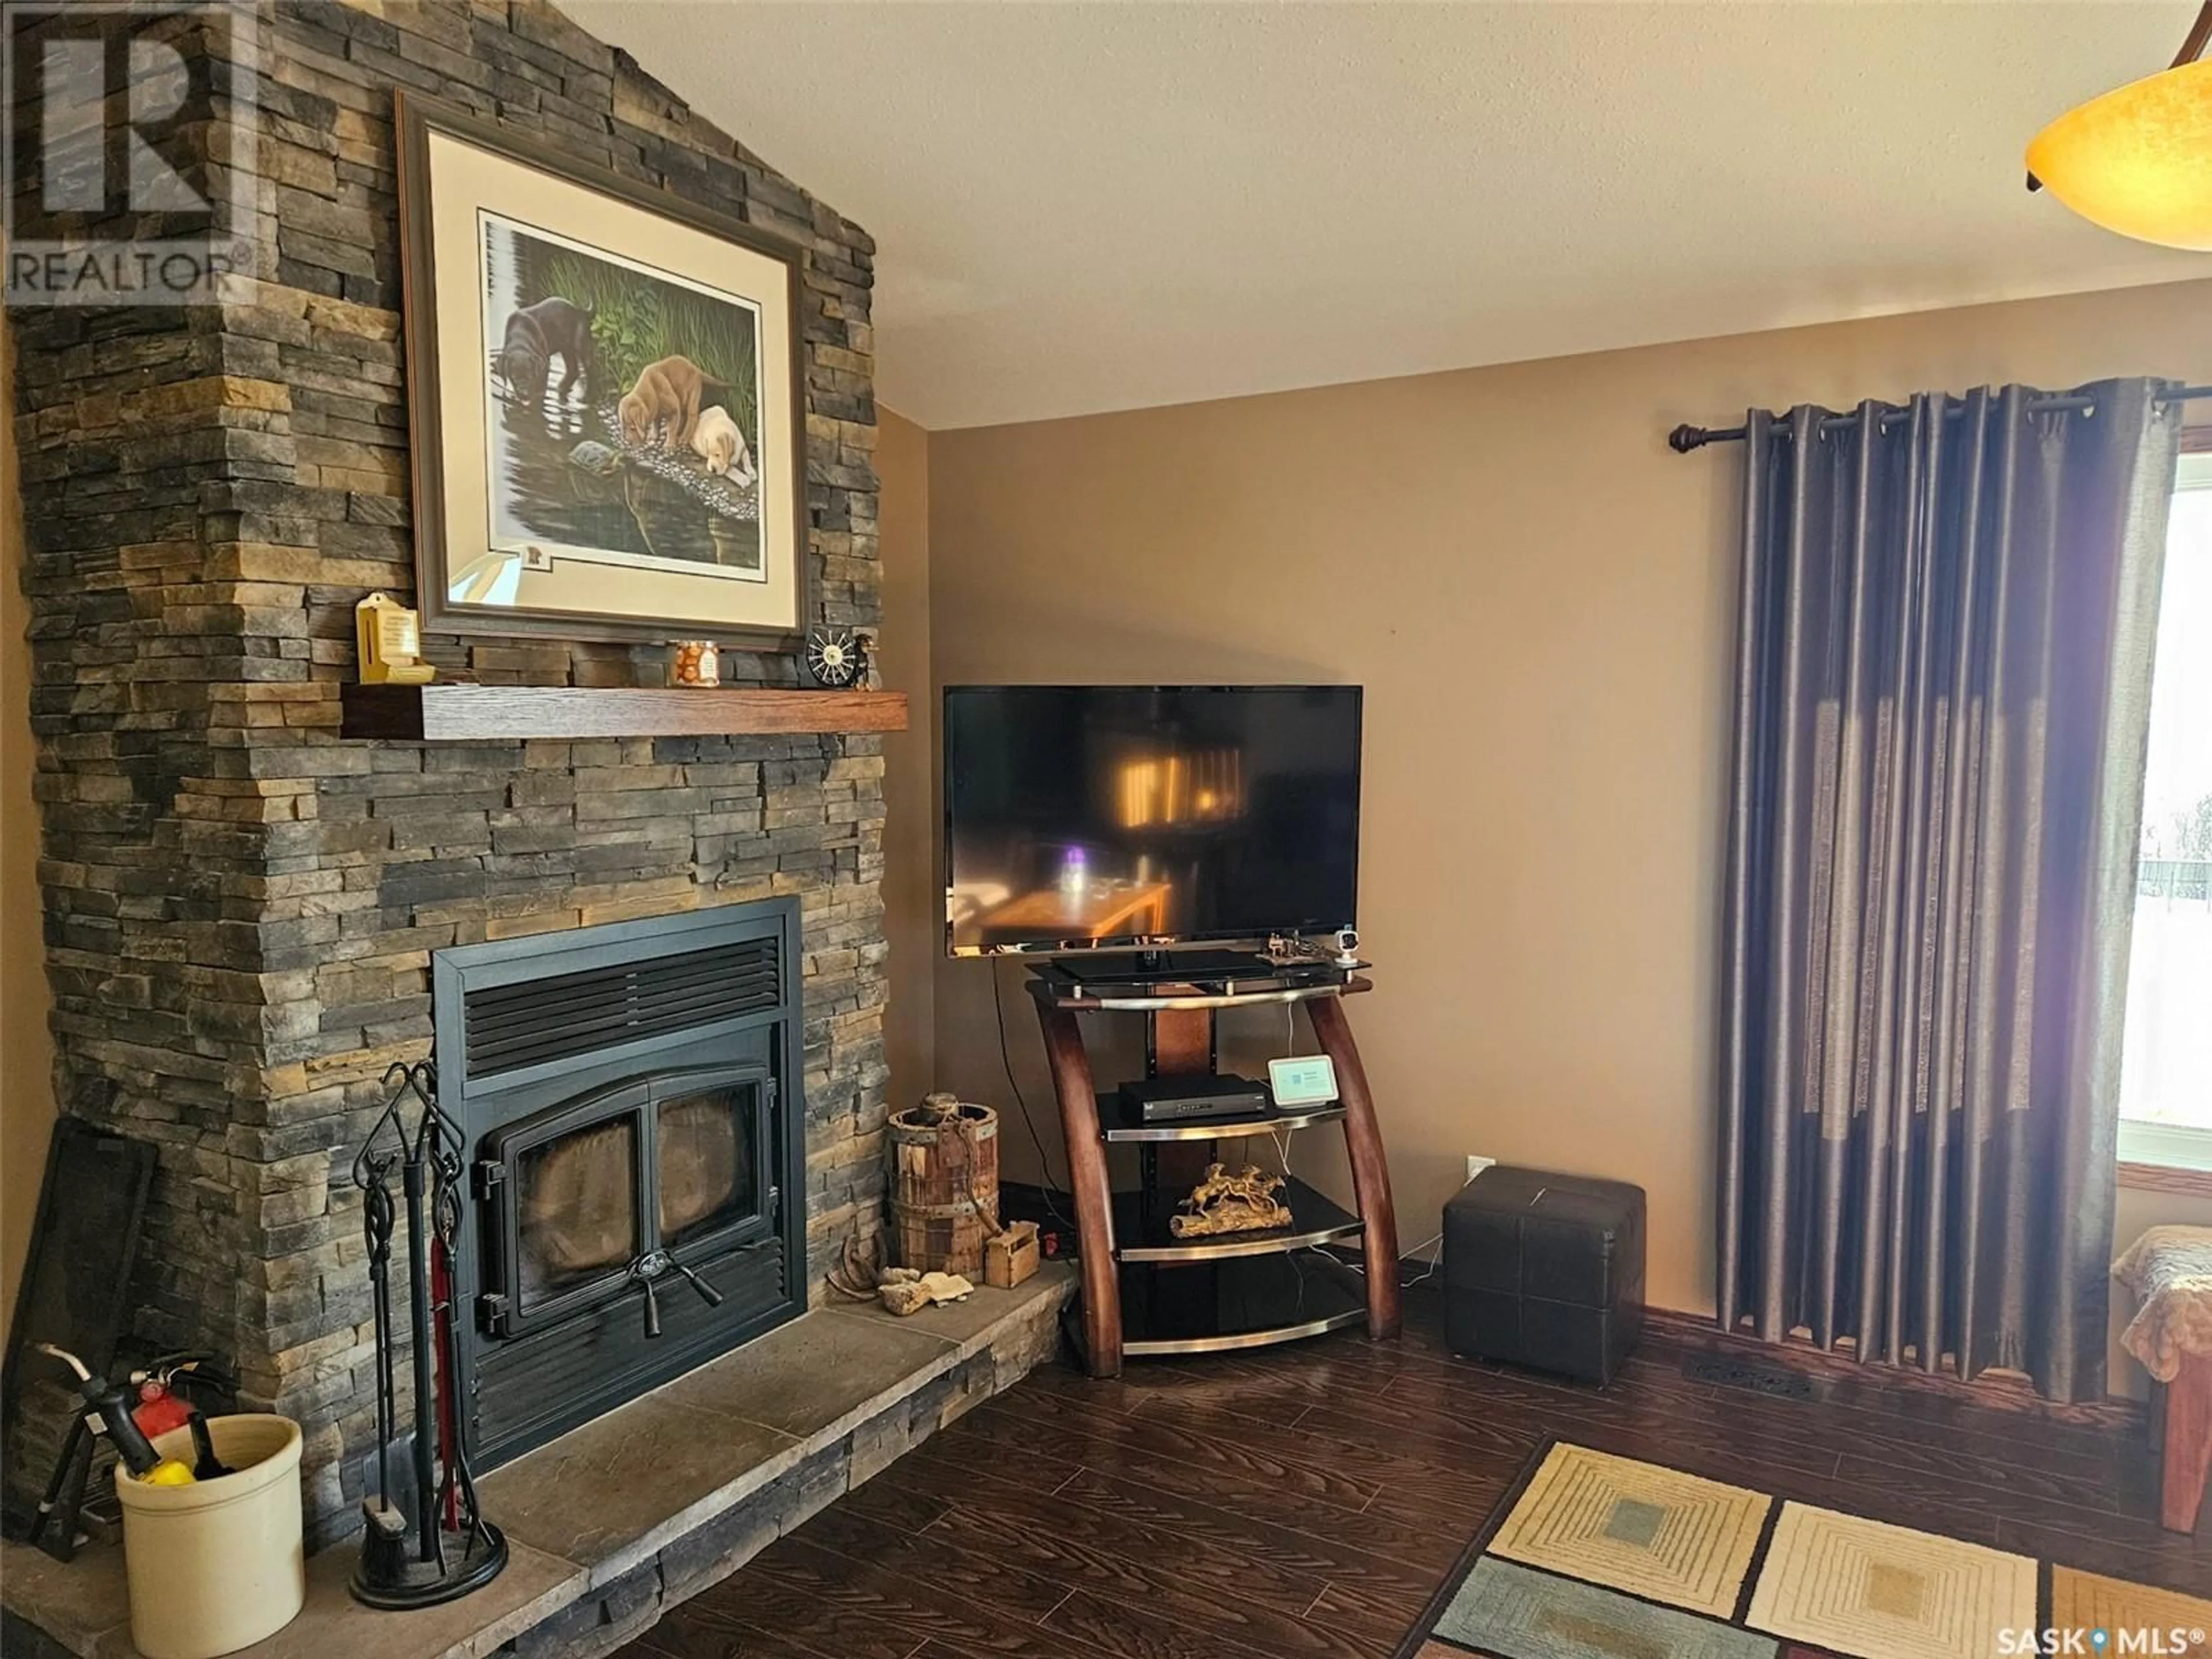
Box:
351, 1060, 508, 1608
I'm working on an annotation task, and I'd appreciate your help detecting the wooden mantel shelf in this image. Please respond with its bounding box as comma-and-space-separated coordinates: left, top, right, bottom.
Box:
340, 683, 908, 742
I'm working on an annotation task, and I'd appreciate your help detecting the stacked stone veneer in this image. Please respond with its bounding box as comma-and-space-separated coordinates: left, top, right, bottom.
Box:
10, 0, 886, 1539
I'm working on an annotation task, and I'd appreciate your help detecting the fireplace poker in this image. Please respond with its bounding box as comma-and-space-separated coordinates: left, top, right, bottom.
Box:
427, 1115, 489, 1543
355, 1141, 397, 1515
432, 1233, 460, 1534
400, 1122, 438, 1568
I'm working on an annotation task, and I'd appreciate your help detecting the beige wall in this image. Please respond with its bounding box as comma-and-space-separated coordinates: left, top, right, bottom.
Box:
879, 409, 937, 1117
2, 311, 56, 1332
926, 276, 2212, 1325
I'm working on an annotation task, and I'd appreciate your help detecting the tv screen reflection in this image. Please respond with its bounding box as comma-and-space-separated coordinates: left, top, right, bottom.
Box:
944, 686, 1361, 954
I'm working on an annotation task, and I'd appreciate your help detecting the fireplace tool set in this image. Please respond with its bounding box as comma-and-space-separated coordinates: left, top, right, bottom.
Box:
350, 1058, 507, 1608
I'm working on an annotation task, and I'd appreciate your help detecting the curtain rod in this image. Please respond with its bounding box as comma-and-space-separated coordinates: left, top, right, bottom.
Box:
1668, 385, 2212, 453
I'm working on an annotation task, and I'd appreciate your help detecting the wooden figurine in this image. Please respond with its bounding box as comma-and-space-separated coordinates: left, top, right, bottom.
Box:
876, 1267, 975, 1317
1169, 1163, 1294, 1238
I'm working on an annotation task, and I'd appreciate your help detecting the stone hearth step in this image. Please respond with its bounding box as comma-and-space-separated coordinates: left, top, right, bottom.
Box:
1, 1267, 1074, 1659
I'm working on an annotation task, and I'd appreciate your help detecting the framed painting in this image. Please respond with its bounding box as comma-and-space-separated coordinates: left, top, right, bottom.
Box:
394, 93, 809, 646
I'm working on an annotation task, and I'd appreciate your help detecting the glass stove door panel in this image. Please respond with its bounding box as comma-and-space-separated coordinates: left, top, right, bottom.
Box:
480, 1067, 773, 1340
656, 1081, 763, 1251
515, 1114, 640, 1310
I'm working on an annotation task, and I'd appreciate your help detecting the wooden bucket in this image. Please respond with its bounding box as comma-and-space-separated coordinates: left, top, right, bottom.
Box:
889, 1093, 1000, 1275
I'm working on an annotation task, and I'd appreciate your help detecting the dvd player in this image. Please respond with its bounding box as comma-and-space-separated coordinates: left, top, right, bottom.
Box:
1118, 1074, 1271, 1124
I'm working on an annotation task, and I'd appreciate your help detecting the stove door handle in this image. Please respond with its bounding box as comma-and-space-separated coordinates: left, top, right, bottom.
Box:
624, 1251, 718, 1337
670, 1257, 725, 1310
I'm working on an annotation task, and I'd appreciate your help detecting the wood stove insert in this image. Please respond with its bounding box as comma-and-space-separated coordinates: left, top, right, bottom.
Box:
434, 901, 805, 1470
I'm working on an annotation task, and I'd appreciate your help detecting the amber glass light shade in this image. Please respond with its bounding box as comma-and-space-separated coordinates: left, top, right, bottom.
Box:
2027, 58, 2212, 250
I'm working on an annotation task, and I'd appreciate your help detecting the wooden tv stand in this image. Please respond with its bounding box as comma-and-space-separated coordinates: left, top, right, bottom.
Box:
1025, 962, 1401, 1376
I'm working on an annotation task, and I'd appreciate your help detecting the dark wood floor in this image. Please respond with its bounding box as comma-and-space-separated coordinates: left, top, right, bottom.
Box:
624, 1290, 2209, 1659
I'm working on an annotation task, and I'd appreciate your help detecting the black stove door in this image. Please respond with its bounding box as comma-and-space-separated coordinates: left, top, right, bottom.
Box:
478, 1064, 775, 1340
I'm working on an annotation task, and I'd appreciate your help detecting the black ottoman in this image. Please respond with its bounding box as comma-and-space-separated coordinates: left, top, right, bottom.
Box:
1442, 1165, 1645, 1384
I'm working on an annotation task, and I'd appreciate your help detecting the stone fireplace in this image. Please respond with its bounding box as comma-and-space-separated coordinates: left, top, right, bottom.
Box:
9, 0, 893, 1545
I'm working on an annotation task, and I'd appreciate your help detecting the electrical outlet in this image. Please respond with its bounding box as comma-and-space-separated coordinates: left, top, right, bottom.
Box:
1465, 1154, 1497, 1183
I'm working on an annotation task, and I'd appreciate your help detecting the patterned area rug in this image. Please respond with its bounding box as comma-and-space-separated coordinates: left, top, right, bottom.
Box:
1398, 1441, 2212, 1659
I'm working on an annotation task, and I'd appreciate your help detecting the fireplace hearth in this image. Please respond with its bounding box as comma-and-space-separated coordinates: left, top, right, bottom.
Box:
435, 900, 806, 1470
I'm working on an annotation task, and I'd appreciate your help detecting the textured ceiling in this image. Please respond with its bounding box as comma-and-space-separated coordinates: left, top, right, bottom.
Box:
566, 1, 2209, 430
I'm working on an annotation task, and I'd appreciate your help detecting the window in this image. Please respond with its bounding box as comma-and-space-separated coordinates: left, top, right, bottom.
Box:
2119, 442, 2212, 1171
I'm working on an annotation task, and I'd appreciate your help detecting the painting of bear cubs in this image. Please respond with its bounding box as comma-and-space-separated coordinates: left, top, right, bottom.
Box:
478, 215, 766, 579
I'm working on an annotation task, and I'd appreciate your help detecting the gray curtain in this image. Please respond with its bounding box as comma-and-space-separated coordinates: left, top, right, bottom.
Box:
1717, 378, 2182, 1403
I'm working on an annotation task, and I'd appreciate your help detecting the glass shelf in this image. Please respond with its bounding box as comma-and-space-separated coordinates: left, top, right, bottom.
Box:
1027, 968, 1370, 1013
1113, 1176, 1361, 1264
1113, 1251, 1368, 1357
1098, 1094, 1349, 1143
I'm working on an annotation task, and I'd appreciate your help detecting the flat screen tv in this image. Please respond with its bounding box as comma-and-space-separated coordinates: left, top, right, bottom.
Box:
944, 685, 1362, 956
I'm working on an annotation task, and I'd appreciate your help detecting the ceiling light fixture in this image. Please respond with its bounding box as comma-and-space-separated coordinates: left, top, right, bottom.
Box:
2025, 1, 2212, 249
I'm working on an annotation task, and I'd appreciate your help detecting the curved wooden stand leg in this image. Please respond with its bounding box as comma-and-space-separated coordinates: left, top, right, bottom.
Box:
1308, 995, 1401, 1341
1037, 1004, 1122, 1376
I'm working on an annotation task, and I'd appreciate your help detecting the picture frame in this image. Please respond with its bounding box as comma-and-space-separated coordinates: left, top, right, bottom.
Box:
393, 92, 810, 647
